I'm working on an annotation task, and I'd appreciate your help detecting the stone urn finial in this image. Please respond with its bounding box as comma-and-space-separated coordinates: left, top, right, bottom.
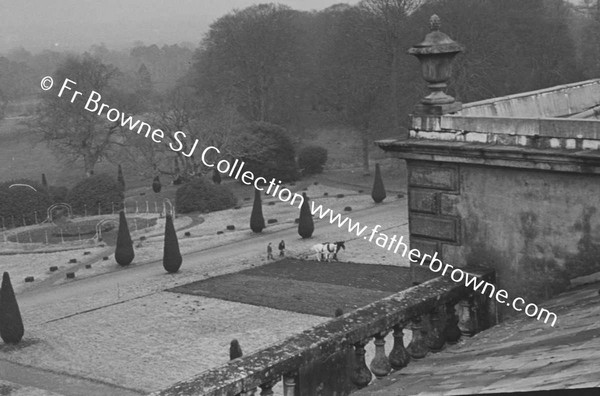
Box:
408, 15, 464, 114
429, 14, 441, 31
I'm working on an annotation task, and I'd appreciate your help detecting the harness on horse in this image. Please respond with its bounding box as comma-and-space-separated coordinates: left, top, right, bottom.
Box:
312, 241, 345, 262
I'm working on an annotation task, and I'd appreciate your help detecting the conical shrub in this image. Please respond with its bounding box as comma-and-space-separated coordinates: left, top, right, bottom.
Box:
371, 163, 387, 203
152, 176, 162, 193
0, 272, 24, 344
298, 192, 314, 239
115, 211, 134, 266
229, 339, 243, 360
117, 164, 125, 191
250, 188, 265, 233
212, 169, 222, 185
163, 214, 182, 273
41, 173, 48, 190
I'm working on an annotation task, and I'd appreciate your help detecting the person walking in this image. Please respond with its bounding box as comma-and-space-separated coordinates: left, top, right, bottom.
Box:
267, 242, 274, 260
278, 240, 285, 257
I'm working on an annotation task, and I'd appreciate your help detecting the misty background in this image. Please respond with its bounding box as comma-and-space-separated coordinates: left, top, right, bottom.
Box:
0, 0, 357, 52
0, 0, 599, 191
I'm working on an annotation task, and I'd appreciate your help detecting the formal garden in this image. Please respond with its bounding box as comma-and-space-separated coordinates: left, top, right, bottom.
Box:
0, 105, 410, 394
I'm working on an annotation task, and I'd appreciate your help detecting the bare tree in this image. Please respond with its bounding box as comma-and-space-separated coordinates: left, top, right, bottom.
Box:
358, 0, 421, 137
412, 0, 583, 102
316, 6, 390, 173
120, 84, 247, 180
33, 55, 137, 176
193, 4, 305, 125
576, 0, 600, 78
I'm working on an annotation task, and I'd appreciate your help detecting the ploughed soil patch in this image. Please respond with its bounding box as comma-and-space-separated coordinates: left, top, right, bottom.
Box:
169, 259, 436, 317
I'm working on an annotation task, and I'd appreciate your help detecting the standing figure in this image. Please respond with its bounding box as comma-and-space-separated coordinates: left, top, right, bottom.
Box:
278, 240, 286, 257
267, 242, 274, 260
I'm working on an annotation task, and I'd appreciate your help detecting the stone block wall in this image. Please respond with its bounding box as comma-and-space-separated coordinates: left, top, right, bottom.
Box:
406, 158, 600, 317
407, 161, 461, 268
381, 79, 600, 318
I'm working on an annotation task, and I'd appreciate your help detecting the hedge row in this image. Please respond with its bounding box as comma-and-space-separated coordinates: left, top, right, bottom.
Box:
175, 177, 237, 214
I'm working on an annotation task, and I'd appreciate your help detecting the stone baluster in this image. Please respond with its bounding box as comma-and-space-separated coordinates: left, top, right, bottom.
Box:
444, 301, 462, 344
406, 317, 429, 359
458, 296, 477, 336
351, 339, 373, 388
370, 331, 391, 378
426, 308, 446, 352
259, 379, 279, 396
388, 324, 410, 370
283, 373, 296, 396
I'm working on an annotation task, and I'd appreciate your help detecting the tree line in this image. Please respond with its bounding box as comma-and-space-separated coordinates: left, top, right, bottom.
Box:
24, 0, 600, 178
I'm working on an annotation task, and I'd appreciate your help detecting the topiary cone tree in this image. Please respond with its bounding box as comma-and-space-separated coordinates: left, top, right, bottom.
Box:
115, 210, 134, 266
212, 168, 222, 185
250, 188, 265, 233
163, 214, 182, 273
0, 272, 24, 344
298, 192, 314, 239
229, 339, 243, 360
152, 176, 162, 193
41, 173, 48, 190
371, 163, 387, 203
117, 164, 125, 191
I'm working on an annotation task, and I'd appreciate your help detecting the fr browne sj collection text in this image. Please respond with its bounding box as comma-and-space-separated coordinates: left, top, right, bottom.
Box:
43, 76, 203, 157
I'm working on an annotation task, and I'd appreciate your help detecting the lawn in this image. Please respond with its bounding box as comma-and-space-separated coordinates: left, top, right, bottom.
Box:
0, 118, 147, 189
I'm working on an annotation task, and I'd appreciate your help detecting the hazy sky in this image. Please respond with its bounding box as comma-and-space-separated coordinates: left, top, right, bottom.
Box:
1, 0, 358, 53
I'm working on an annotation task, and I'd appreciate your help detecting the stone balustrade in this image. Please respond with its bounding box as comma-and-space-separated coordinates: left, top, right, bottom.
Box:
457, 78, 600, 119
408, 115, 600, 151
403, 79, 600, 159
152, 267, 495, 396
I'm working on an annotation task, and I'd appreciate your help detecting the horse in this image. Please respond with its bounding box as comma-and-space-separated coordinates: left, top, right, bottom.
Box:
312, 241, 346, 262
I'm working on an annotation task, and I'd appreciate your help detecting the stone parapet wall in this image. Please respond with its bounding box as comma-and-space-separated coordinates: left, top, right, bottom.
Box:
457, 78, 600, 118
410, 115, 600, 151
153, 268, 495, 396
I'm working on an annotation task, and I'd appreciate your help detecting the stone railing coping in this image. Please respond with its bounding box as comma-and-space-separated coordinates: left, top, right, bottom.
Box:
457, 78, 600, 118
376, 138, 600, 175
152, 267, 494, 396
412, 115, 600, 140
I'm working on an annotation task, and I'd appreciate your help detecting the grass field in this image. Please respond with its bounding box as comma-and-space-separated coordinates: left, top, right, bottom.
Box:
0, 118, 144, 189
